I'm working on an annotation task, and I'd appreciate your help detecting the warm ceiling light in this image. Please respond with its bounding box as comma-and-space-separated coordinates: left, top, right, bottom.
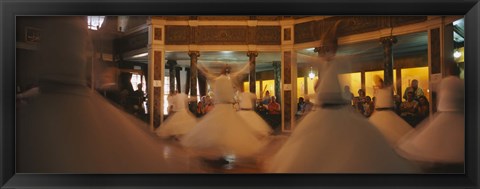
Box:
454, 51, 461, 58
308, 67, 315, 80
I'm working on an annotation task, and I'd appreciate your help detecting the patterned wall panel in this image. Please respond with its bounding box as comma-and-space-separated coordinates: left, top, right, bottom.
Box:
165, 26, 191, 45
256, 26, 281, 45
247, 27, 256, 44
283, 52, 292, 131
335, 16, 385, 37
283, 91, 292, 130
294, 16, 427, 44
283, 51, 292, 84
153, 51, 162, 128
257, 16, 282, 21
392, 16, 428, 27
165, 16, 190, 20
294, 21, 316, 44
196, 26, 248, 45
198, 16, 250, 20
154, 27, 162, 41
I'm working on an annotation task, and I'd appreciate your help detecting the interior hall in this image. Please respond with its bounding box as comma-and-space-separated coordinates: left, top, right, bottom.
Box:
15, 16, 465, 173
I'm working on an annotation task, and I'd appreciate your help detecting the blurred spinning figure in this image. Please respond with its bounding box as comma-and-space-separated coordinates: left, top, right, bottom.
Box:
236, 87, 272, 138
266, 64, 418, 173
156, 92, 197, 139
181, 63, 267, 160
368, 86, 413, 146
396, 76, 464, 172
16, 17, 200, 173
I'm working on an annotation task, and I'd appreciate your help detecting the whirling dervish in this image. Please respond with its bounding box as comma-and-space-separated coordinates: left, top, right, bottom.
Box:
266, 63, 418, 173
265, 21, 418, 173
180, 62, 267, 161
368, 85, 413, 146
16, 16, 201, 173
396, 74, 464, 172
236, 87, 272, 138
156, 92, 197, 139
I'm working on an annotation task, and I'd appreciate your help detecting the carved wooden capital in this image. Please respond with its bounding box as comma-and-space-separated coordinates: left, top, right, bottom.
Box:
166, 60, 177, 67
379, 36, 398, 46
188, 51, 200, 58
247, 51, 258, 58
314, 46, 337, 58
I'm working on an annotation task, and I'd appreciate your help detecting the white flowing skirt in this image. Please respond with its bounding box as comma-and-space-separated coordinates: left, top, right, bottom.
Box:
156, 109, 197, 139
17, 88, 202, 173
181, 104, 267, 159
266, 106, 418, 173
237, 110, 272, 138
396, 111, 464, 163
369, 110, 413, 146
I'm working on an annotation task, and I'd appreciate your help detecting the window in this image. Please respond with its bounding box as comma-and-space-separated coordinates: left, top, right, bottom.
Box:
401, 67, 429, 102
339, 72, 361, 97
130, 73, 147, 113
87, 16, 105, 30
163, 76, 200, 115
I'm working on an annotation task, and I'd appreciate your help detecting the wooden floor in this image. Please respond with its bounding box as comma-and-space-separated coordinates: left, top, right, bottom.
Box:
153, 134, 290, 173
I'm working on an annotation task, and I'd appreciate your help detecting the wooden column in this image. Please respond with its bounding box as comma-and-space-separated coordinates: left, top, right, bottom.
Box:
281, 51, 297, 131
396, 68, 402, 96
247, 51, 258, 93
442, 23, 455, 77
380, 36, 397, 88
429, 28, 441, 114
175, 67, 182, 93
198, 71, 207, 97
167, 60, 177, 93
188, 51, 200, 98
272, 61, 282, 104
184, 68, 190, 95
147, 17, 165, 130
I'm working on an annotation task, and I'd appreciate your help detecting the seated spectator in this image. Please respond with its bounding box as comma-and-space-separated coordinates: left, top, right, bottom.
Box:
400, 91, 419, 127
303, 96, 314, 114
268, 96, 281, 115
262, 90, 272, 106
357, 89, 366, 102
352, 96, 365, 115
403, 79, 425, 101
267, 96, 281, 132
296, 97, 306, 116
363, 96, 374, 117
416, 95, 430, 124
394, 94, 402, 115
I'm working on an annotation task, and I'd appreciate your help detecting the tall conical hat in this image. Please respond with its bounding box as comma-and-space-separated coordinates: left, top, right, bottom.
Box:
375, 86, 394, 108
437, 76, 464, 112
316, 63, 350, 105
39, 16, 90, 86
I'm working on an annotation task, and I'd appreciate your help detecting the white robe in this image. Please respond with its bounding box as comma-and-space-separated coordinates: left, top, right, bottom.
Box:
181, 75, 266, 159
17, 86, 201, 173
369, 110, 413, 146
267, 105, 418, 173
237, 92, 272, 138
396, 76, 464, 164
156, 93, 197, 139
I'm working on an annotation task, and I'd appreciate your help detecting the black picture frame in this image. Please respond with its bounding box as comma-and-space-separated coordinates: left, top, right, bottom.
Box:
1, 0, 479, 188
